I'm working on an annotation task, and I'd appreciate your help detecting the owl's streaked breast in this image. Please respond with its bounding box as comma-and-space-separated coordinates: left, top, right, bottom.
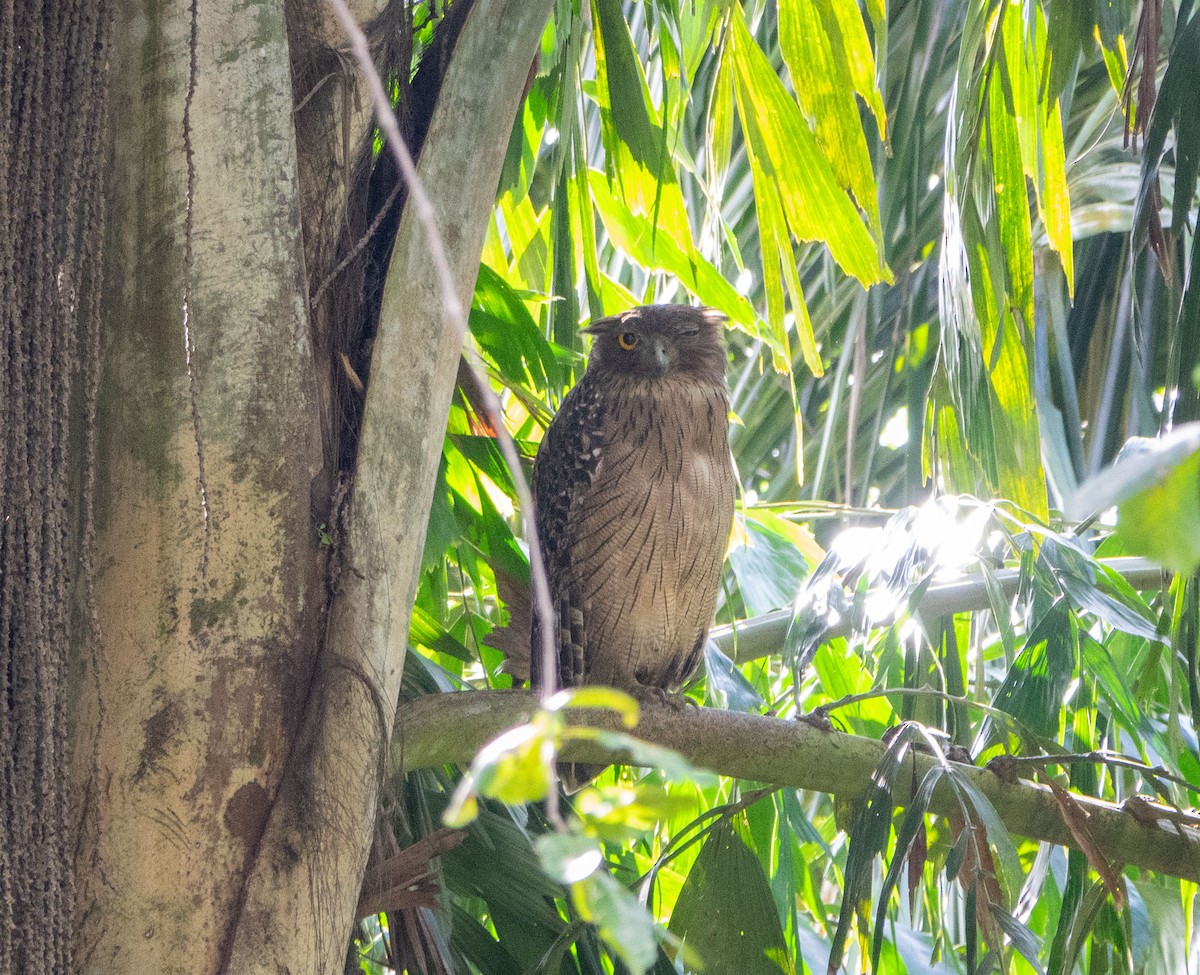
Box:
570, 376, 735, 690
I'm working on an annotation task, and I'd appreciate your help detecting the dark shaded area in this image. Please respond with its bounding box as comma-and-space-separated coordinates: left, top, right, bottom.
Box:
288, 0, 478, 488
0, 2, 114, 973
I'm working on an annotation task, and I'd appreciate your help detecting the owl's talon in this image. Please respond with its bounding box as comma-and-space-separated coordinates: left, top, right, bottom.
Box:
796, 709, 833, 732
629, 684, 691, 711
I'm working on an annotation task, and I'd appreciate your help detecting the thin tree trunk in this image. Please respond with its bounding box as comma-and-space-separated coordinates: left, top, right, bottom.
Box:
224, 2, 554, 971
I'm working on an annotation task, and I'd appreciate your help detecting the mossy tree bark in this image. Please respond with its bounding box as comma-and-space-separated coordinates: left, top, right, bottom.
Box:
74, 0, 322, 971
72, 0, 553, 972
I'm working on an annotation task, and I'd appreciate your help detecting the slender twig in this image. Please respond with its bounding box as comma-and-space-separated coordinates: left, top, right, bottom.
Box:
325, 0, 562, 825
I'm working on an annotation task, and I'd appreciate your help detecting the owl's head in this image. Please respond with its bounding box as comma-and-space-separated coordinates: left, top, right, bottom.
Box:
582, 304, 728, 386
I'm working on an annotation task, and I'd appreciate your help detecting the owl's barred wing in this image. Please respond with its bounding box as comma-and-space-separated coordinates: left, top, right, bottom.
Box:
530, 377, 605, 689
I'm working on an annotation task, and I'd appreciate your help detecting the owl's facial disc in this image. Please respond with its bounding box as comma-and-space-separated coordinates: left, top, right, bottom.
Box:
583, 304, 726, 385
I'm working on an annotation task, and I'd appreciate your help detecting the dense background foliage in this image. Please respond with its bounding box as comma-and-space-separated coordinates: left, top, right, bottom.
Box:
361, 0, 1200, 971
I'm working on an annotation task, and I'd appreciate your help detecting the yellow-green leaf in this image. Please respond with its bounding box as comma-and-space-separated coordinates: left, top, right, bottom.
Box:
588, 169, 758, 330
1039, 96, 1074, 295
778, 0, 882, 241
730, 13, 891, 287
989, 51, 1034, 328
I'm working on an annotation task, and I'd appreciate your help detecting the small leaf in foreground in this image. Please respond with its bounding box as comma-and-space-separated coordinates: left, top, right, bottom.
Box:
536, 833, 604, 885
570, 869, 660, 975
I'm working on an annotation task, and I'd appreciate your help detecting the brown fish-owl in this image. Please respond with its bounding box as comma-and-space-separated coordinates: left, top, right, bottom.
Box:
530, 304, 736, 726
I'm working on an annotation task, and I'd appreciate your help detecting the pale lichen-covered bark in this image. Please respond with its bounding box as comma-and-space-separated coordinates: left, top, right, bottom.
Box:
73, 0, 321, 971
222, 1, 554, 972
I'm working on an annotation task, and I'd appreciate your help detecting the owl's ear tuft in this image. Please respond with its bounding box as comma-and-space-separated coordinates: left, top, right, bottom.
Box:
583, 310, 644, 336
580, 316, 615, 336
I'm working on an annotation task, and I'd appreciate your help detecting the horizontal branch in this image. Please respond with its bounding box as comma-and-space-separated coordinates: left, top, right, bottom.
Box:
397, 690, 1200, 883
710, 556, 1168, 663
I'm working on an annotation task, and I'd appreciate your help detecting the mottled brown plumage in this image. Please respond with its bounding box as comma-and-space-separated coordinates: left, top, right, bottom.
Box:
531, 305, 736, 722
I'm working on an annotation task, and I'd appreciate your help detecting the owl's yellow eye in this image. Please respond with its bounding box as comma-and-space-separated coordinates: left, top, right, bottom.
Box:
618, 332, 639, 350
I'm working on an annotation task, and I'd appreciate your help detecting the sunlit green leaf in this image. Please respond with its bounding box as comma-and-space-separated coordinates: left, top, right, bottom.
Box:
730, 13, 890, 287
707, 34, 735, 193
778, 0, 882, 240
588, 168, 757, 327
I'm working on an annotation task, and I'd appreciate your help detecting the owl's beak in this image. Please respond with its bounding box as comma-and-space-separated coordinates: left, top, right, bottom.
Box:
651, 337, 670, 375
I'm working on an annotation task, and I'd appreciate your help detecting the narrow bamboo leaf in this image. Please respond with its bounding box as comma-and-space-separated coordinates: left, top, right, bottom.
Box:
501, 81, 547, 204
979, 559, 1017, 661
872, 767, 944, 972
500, 191, 551, 292
968, 245, 1048, 519
550, 164, 581, 350
775, 228, 822, 379
831, 728, 921, 973
859, 0, 886, 37
990, 904, 1045, 971
588, 169, 758, 328
1047, 0, 1088, 99
471, 264, 560, 388
989, 49, 1034, 327
1080, 635, 1148, 737
1039, 96, 1075, 293
987, 600, 1072, 741
739, 149, 818, 384
1001, 10, 1039, 194
729, 13, 890, 287
1053, 565, 1160, 640
481, 211, 508, 272
1096, 28, 1128, 96
410, 603, 475, 662
597, 270, 641, 313
669, 822, 794, 974
591, 0, 662, 171
656, 7, 682, 82
449, 902, 525, 973
951, 772, 1028, 911
707, 33, 735, 193
778, 0, 882, 240
824, 0, 887, 136
748, 150, 790, 371
591, 0, 694, 250
570, 139, 605, 317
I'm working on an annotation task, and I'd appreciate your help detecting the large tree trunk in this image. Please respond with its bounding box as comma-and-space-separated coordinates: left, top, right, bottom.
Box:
72, 0, 553, 972
71, 0, 323, 970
